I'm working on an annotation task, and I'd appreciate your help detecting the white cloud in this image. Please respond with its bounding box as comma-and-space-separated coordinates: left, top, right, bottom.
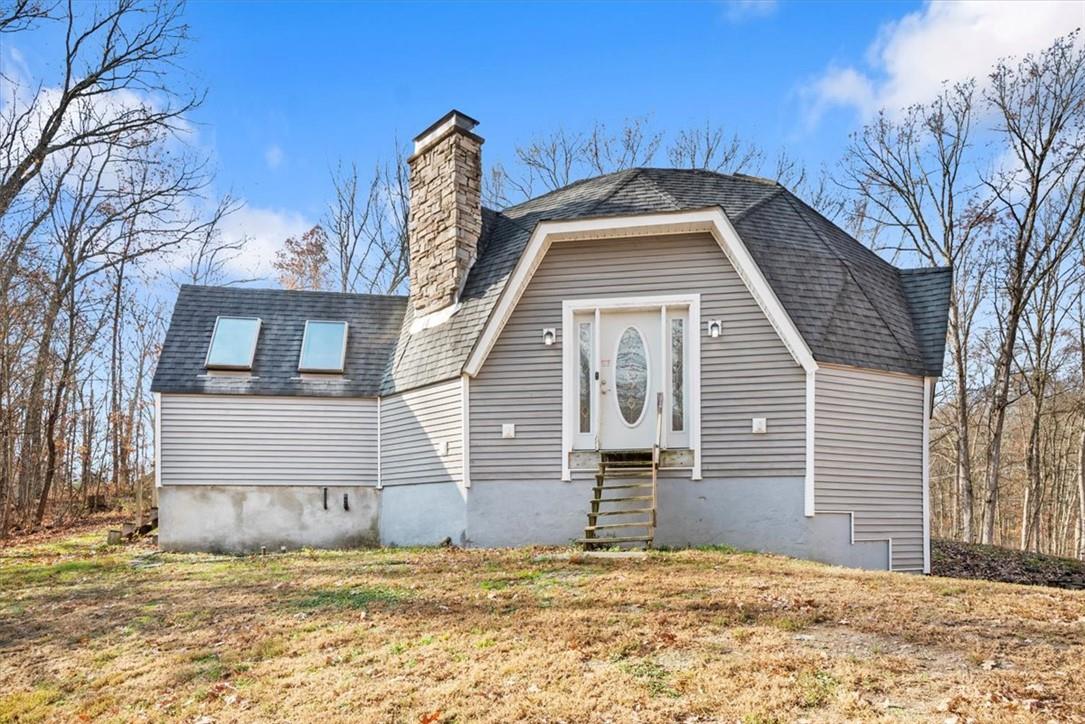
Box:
804, 1, 1082, 122
215, 204, 314, 281
264, 144, 284, 170
723, 0, 777, 23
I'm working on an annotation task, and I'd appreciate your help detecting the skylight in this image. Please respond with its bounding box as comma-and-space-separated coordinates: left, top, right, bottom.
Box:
299, 321, 348, 373
205, 317, 261, 370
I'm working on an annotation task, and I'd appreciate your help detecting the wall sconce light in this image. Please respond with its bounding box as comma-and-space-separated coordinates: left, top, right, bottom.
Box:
542, 328, 556, 346
707, 320, 722, 338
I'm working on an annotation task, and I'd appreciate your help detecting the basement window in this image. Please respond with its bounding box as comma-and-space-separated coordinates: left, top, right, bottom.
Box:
299, 321, 348, 373
205, 317, 261, 370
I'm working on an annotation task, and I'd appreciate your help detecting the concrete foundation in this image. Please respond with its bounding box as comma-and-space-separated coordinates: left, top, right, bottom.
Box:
158, 485, 379, 553
378, 482, 466, 547
654, 476, 889, 569
158, 475, 889, 569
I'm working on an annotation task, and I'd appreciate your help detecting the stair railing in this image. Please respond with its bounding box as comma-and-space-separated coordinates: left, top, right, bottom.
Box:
651, 392, 663, 536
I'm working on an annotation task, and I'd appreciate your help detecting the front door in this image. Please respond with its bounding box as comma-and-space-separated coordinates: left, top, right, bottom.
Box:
598, 310, 661, 450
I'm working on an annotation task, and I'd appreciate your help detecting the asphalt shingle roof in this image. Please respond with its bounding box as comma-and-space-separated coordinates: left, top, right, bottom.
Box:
151, 285, 406, 397
153, 168, 951, 397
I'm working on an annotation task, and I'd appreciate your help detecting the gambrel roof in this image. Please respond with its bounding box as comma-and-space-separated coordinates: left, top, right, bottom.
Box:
382, 168, 950, 394
152, 168, 951, 397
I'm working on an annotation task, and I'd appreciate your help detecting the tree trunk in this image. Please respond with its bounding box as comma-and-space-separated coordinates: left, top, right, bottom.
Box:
34, 283, 78, 526
955, 348, 975, 542
1022, 395, 1043, 550
982, 296, 1025, 545
1078, 424, 1085, 560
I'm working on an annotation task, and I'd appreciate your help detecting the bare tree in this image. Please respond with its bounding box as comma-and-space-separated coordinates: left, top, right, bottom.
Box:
667, 122, 764, 173
178, 195, 255, 287
324, 149, 410, 295
0, 0, 55, 34
0, 0, 200, 218
0, 0, 226, 530
979, 34, 1085, 544
583, 117, 661, 176
1017, 254, 1077, 549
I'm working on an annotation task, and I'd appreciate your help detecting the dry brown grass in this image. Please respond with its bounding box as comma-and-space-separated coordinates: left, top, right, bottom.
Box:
1, 531, 1083, 723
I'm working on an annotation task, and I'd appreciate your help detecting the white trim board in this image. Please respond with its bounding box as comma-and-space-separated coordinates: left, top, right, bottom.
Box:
461, 373, 471, 489
804, 369, 815, 517
922, 376, 932, 574
561, 294, 702, 481
153, 392, 162, 488
464, 207, 817, 377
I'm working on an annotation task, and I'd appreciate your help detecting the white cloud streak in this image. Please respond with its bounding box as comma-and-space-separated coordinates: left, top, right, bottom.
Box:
216, 205, 314, 281
264, 144, 284, 170
723, 0, 778, 23
803, 1, 1082, 123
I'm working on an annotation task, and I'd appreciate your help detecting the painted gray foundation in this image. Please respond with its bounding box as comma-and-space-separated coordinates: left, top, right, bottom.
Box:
378, 482, 466, 547
654, 476, 889, 569
158, 485, 379, 554
159, 476, 889, 570
466, 477, 594, 547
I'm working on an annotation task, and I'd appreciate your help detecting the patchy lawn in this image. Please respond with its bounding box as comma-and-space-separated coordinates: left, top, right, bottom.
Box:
0, 531, 1083, 722
932, 538, 1085, 590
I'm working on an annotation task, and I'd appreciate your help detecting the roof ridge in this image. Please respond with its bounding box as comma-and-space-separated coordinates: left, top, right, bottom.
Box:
585, 168, 645, 215
899, 265, 952, 275
499, 167, 784, 215
778, 189, 901, 274
636, 169, 682, 210
180, 283, 408, 302
500, 169, 638, 214
731, 185, 786, 222
777, 191, 920, 363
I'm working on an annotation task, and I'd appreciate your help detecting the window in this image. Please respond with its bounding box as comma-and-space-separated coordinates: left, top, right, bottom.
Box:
578, 321, 593, 433
299, 321, 348, 373
671, 318, 684, 431
615, 326, 649, 426
205, 317, 261, 370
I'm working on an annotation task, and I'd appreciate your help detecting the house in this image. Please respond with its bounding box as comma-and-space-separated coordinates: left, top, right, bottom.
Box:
151, 110, 951, 573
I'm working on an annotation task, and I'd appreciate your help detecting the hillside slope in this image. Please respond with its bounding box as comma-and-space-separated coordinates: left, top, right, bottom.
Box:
933, 539, 1085, 589
1, 531, 1083, 722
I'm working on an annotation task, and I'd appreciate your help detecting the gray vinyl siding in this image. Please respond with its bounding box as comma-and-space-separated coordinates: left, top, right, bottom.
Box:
815, 365, 925, 571
159, 394, 378, 486
470, 232, 806, 482
380, 378, 463, 486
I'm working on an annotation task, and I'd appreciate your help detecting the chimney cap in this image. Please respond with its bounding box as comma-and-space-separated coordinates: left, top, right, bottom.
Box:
412, 109, 481, 154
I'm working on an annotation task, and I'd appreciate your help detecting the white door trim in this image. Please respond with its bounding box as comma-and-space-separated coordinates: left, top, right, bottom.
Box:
561, 294, 701, 481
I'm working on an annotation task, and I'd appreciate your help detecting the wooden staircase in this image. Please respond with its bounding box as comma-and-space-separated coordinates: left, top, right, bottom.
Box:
578, 393, 663, 551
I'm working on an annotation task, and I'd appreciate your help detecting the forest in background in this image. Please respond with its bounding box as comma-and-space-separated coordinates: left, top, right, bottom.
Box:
1, 0, 1083, 560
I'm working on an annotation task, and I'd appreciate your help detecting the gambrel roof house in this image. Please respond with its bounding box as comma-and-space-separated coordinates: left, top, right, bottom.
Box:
152, 111, 951, 572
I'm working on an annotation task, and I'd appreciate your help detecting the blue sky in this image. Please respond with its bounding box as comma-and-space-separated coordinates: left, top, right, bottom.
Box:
182, 0, 911, 219
7, 0, 1079, 278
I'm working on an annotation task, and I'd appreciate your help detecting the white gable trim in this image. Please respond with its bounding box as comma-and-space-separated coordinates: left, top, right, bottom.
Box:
464, 207, 817, 377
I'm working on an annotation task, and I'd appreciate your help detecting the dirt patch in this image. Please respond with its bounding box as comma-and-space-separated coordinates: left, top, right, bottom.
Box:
932, 538, 1085, 589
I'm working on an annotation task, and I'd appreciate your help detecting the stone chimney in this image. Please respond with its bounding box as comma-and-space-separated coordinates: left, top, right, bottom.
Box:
407, 110, 483, 316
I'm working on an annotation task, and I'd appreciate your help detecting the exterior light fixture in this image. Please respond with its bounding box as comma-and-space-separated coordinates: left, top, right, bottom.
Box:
542, 328, 556, 346
707, 320, 722, 338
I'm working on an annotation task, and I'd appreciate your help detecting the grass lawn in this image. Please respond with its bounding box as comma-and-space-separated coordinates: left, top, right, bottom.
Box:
1, 531, 1083, 722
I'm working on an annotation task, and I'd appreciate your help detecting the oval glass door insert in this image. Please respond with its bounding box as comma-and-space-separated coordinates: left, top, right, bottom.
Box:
615, 326, 648, 425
